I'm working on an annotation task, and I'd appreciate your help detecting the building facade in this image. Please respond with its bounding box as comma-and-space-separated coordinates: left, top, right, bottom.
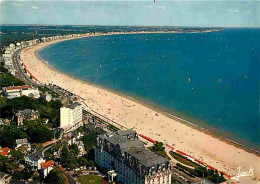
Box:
95, 130, 171, 184
16, 109, 39, 126
60, 102, 83, 128
2, 85, 40, 99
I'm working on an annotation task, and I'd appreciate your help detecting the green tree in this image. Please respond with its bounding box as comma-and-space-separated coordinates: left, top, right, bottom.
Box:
53, 143, 62, 152
151, 141, 165, 152
6, 96, 39, 111
9, 149, 25, 166
87, 160, 94, 167
60, 146, 69, 166
60, 146, 77, 168
0, 73, 25, 88
0, 105, 14, 119
44, 166, 69, 184
22, 163, 34, 181
25, 122, 53, 143
82, 132, 97, 152
12, 171, 24, 180
77, 157, 88, 167
0, 96, 7, 108
0, 63, 9, 73
67, 163, 76, 170
38, 99, 62, 127
45, 151, 54, 161
69, 144, 79, 156
0, 125, 26, 148
0, 155, 8, 172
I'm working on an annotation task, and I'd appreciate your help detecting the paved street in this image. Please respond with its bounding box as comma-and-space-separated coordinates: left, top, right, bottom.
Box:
12, 48, 39, 86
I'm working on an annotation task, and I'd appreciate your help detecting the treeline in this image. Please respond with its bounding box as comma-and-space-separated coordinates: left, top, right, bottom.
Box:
0, 73, 25, 88
0, 63, 25, 88
1, 95, 62, 127
0, 121, 54, 148
0, 149, 35, 181
0, 93, 62, 148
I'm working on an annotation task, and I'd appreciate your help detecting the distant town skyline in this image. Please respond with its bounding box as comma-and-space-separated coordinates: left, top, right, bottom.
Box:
1, 0, 259, 27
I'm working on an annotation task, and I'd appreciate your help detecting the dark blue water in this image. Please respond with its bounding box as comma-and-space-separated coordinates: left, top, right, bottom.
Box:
39, 29, 260, 150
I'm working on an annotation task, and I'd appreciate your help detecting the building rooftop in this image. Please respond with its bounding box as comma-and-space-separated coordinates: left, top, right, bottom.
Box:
67, 102, 82, 109
5, 85, 31, 91
99, 129, 138, 146
0, 147, 11, 156
17, 109, 38, 116
27, 151, 42, 161
126, 147, 168, 167
16, 138, 28, 145
42, 160, 54, 170
98, 129, 169, 167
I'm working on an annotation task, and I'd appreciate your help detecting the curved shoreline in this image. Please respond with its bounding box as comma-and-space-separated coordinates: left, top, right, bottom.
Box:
21, 32, 260, 182
37, 33, 259, 154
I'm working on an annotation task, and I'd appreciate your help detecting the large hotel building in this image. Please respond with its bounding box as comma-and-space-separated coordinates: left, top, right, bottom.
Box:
95, 130, 171, 184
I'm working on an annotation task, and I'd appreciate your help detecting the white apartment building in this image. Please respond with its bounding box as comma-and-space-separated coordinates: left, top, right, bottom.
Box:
9, 44, 15, 50
16, 42, 21, 49
60, 102, 83, 128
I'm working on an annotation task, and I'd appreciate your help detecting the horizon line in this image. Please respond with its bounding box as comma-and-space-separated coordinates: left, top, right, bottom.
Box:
1, 24, 259, 29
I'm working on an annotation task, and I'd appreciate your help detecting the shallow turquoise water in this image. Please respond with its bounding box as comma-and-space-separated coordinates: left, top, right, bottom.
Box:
39, 29, 260, 150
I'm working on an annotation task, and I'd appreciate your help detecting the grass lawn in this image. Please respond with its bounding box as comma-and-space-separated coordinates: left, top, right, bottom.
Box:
156, 150, 171, 160
78, 175, 103, 184
169, 151, 199, 168
147, 147, 171, 160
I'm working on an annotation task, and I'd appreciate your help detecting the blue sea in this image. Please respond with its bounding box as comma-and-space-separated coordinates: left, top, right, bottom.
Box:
38, 29, 260, 151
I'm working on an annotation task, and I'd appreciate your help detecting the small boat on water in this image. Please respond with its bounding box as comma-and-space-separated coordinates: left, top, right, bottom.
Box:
218, 78, 221, 82
188, 78, 191, 83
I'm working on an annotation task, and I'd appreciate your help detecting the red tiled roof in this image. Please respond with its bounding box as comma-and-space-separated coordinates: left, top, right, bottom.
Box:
2, 147, 11, 152
6, 86, 31, 90
0, 147, 11, 156
0, 152, 8, 156
42, 160, 54, 170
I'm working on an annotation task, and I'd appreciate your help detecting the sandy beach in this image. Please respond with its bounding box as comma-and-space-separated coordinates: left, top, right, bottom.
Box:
20, 34, 260, 183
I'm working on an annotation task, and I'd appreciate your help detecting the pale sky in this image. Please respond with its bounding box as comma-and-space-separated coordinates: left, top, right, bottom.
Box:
0, 0, 259, 27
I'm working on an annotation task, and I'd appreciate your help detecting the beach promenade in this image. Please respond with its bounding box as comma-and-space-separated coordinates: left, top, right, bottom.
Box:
20, 35, 260, 183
